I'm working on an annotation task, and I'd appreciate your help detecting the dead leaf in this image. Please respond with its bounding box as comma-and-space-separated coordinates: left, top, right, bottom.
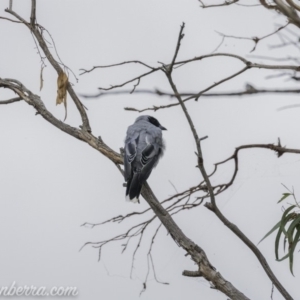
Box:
56, 71, 68, 121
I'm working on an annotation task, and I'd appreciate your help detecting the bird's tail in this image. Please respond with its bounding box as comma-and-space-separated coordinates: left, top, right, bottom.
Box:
126, 173, 142, 203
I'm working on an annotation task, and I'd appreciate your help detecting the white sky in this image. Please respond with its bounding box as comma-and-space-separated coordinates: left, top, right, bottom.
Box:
1, 0, 300, 299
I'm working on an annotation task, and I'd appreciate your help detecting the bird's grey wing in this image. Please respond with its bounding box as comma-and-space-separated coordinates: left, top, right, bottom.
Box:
124, 130, 140, 181
140, 145, 160, 182
139, 131, 162, 182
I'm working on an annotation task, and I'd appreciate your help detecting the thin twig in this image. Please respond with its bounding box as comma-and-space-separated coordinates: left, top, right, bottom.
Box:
0, 97, 22, 105
80, 60, 155, 75
0, 15, 21, 23
82, 87, 300, 101
199, 0, 239, 8
216, 23, 289, 52
98, 69, 159, 91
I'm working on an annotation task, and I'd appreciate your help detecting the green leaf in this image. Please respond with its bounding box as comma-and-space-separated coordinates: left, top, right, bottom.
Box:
275, 224, 287, 260
278, 193, 292, 203
286, 215, 300, 243
258, 220, 281, 245
259, 205, 296, 245
275, 206, 296, 260
283, 236, 287, 252
281, 205, 296, 221
277, 252, 289, 262
289, 225, 300, 275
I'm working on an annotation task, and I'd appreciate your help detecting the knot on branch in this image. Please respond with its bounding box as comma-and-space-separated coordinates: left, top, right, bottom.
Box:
246, 61, 252, 68
204, 202, 214, 212
269, 138, 286, 157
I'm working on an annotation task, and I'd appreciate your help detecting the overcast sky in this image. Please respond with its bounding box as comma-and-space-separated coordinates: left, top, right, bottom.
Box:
1, 1, 300, 299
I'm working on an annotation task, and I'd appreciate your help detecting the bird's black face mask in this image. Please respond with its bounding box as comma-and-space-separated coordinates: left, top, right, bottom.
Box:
148, 116, 167, 130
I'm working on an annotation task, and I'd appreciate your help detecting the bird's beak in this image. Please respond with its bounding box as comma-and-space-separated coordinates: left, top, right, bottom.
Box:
160, 125, 167, 131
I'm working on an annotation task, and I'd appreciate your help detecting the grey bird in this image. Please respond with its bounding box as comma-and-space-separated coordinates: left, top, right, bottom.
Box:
124, 115, 166, 203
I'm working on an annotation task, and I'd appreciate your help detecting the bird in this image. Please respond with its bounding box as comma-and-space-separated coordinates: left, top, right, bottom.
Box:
124, 115, 166, 203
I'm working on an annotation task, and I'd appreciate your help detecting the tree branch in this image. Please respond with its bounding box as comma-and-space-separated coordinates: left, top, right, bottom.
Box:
140, 182, 250, 299
5, 7, 91, 132
80, 60, 155, 75
286, 0, 300, 12
0, 15, 21, 23
164, 23, 293, 300
216, 22, 289, 52
199, 0, 239, 8
0, 97, 22, 105
82, 86, 300, 102
273, 0, 300, 28
259, 0, 277, 10
30, 0, 36, 26
0, 78, 122, 164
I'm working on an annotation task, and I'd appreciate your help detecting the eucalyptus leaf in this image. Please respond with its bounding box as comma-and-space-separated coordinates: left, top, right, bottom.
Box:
258, 220, 281, 245
278, 193, 292, 203
289, 225, 300, 275
275, 206, 296, 260
277, 252, 289, 262
286, 215, 300, 243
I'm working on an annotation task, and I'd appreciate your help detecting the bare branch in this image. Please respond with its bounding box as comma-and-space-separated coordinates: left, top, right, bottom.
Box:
278, 103, 300, 110
199, 0, 239, 8
5, 7, 91, 132
286, 0, 300, 12
84, 52, 300, 103
130, 217, 155, 278
216, 23, 289, 52
273, 0, 300, 28
40, 26, 78, 82
176, 52, 300, 71
30, 0, 36, 27
189, 66, 249, 101
130, 78, 140, 94
81, 207, 152, 228
83, 87, 300, 102
167, 23, 185, 73
211, 35, 225, 53
248, 54, 300, 63
164, 24, 293, 300
0, 78, 122, 164
140, 182, 250, 299
161, 26, 251, 299
259, 0, 277, 9
82, 217, 155, 264
269, 32, 300, 50
0, 97, 22, 105
80, 60, 155, 75
122, 83, 300, 112
0, 15, 21, 23
88, 137, 300, 282
98, 69, 159, 91
235, 3, 262, 7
